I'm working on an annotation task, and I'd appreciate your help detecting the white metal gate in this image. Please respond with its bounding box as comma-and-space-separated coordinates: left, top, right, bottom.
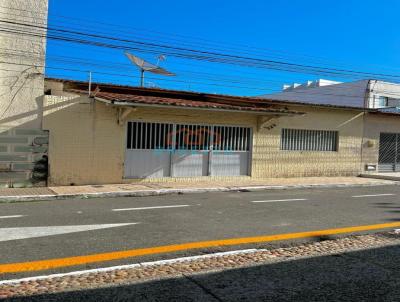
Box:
378, 133, 400, 172
124, 121, 252, 178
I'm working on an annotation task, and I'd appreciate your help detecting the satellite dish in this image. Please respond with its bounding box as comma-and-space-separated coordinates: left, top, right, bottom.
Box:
125, 52, 176, 87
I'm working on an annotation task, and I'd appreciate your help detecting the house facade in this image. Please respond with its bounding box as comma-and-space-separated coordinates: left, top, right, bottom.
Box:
41, 79, 374, 186
262, 79, 400, 173
0, 0, 399, 187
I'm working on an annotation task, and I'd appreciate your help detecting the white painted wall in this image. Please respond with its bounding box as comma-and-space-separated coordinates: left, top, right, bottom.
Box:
0, 0, 48, 130
367, 80, 400, 109
260, 80, 369, 108
262, 79, 400, 110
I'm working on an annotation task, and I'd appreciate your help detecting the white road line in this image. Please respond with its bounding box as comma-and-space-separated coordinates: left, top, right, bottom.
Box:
0, 223, 139, 242
352, 194, 396, 198
0, 215, 25, 219
112, 205, 191, 212
0, 249, 265, 286
251, 198, 308, 203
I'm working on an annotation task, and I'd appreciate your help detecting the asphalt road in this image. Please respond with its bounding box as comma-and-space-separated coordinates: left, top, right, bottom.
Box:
1, 184, 400, 280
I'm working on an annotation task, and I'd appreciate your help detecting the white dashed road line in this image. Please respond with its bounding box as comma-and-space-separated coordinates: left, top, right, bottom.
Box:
112, 205, 191, 212
352, 194, 396, 198
0, 215, 25, 219
251, 198, 308, 203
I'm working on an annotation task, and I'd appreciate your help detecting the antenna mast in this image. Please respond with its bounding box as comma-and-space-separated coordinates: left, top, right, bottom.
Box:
140, 69, 145, 87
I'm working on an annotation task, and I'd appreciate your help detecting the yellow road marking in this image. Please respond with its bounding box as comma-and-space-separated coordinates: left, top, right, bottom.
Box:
1, 221, 400, 274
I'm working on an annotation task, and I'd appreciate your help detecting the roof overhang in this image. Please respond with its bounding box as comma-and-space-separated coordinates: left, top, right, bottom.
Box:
95, 96, 304, 117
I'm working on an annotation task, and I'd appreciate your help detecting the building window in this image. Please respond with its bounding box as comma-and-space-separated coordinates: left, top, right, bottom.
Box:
377, 96, 389, 108
127, 122, 174, 150
127, 121, 252, 151
281, 129, 338, 151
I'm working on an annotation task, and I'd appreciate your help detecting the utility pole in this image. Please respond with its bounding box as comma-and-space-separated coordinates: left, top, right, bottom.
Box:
140, 69, 144, 87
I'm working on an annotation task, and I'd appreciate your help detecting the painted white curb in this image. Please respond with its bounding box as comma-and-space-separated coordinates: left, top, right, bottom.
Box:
0, 249, 265, 286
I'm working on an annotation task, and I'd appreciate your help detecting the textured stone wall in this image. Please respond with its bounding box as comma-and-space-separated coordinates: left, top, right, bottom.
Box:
0, 0, 49, 187
0, 0, 48, 129
0, 128, 48, 187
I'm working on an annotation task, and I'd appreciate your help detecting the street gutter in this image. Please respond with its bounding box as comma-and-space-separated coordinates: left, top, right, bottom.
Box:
0, 181, 398, 203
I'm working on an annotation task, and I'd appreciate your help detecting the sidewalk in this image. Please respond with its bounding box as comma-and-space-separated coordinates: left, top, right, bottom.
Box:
0, 177, 397, 202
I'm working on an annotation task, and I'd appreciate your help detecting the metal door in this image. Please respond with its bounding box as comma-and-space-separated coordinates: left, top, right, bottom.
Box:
124, 121, 252, 178
378, 133, 400, 172
124, 122, 173, 178
210, 126, 252, 176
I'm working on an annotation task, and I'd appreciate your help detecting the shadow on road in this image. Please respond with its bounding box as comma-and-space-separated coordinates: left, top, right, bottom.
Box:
6, 241, 400, 302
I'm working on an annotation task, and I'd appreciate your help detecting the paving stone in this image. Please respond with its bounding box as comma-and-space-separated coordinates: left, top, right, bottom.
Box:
33, 137, 49, 145
1, 233, 400, 300
0, 137, 28, 144
14, 146, 48, 153
0, 155, 29, 162
0, 172, 28, 180
12, 163, 35, 171
15, 129, 48, 136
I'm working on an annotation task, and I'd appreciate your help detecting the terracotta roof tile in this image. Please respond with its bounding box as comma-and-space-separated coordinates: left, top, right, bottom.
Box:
94, 91, 301, 114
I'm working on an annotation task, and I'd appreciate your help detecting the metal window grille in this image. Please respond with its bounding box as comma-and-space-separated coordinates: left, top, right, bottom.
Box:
127, 121, 173, 150
213, 126, 251, 151
127, 122, 252, 152
175, 124, 213, 151
281, 129, 338, 151
378, 133, 400, 172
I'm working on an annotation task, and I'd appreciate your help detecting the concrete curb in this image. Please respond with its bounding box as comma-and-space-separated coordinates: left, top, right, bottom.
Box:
360, 174, 400, 182
0, 181, 397, 203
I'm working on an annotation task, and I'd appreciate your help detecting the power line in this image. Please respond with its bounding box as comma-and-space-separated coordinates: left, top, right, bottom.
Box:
3, 4, 400, 77
3, 49, 400, 99
1, 18, 400, 82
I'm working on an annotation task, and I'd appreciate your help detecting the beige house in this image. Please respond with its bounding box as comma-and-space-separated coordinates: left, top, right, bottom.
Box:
1, 0, 399, 188
40, 78, 397, 186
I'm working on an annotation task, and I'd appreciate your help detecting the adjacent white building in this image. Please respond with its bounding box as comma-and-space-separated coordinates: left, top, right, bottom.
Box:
261, 79, 400, 110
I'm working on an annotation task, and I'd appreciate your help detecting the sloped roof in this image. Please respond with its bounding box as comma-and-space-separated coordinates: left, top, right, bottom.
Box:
45, 77, 369, 112
93, 91, 302, 114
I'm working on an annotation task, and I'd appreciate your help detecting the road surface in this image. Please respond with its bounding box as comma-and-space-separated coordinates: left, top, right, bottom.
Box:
1, 184, 400, 279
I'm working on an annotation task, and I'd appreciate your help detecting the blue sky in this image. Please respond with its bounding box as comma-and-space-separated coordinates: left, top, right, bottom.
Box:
46, 0, 400, 96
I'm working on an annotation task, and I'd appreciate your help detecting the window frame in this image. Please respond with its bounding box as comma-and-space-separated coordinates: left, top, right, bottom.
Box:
280, 128, 339, 152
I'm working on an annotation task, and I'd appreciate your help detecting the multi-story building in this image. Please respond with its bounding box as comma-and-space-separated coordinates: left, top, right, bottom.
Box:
261, 79, 400, 110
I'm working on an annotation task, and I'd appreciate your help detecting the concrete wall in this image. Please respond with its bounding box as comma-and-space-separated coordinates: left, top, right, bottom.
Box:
0, 0, 49, 187
0, 0, 48, 129
43, 94, 365, 186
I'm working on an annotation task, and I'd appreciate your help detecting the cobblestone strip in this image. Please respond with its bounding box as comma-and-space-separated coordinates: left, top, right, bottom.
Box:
0, 233, 399, 299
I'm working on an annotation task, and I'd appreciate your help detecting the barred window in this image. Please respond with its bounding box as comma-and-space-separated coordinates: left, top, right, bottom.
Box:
127, 122, 173, 150
281, 129, 338, 151
175, 124, 212, 151
127, 122, 252, 151
213, 126, 251, 151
